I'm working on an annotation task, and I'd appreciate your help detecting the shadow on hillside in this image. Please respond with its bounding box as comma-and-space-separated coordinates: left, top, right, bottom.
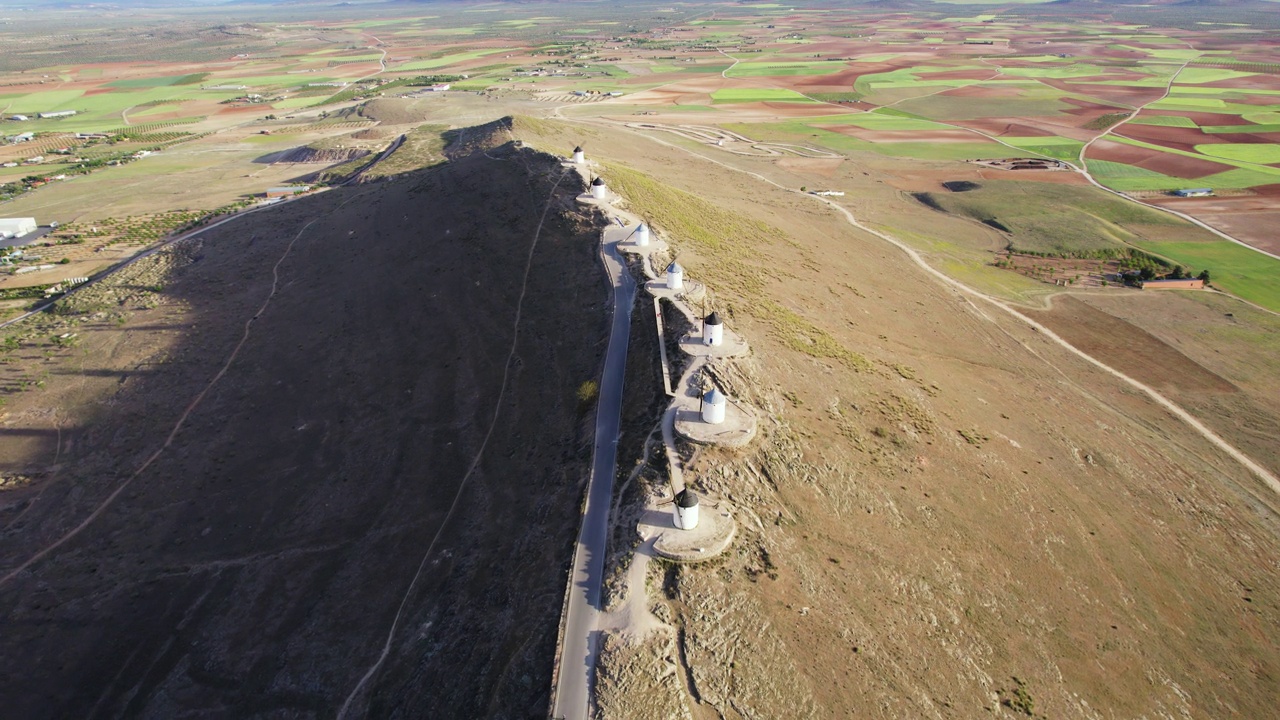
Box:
0, 129, 608, 718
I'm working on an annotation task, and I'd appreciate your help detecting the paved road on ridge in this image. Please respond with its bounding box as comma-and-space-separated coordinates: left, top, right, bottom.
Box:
552, 221, 636, 720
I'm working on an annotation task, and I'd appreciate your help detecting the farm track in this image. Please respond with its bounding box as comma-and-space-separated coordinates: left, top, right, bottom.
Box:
584, 116, 1280, 498
0, 112, 411, 334
620, 45, 1280, 269
624, 122, 838, 158
338, 151, 570, 720
0, 183, 372, 588
536, 93, 610, 104
1072, 55, 1280, 264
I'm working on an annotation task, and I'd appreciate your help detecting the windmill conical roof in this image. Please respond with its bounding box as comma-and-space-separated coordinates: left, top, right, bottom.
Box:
574, 145, 583, 152
676, 489, 699, 508
705, 311, 722, 325
591, 176, 605, 186
704, 387, 725, 404
667, 261, 682, 274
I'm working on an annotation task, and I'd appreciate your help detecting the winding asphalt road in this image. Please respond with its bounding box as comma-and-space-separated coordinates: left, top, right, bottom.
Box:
551, 220, 637, 719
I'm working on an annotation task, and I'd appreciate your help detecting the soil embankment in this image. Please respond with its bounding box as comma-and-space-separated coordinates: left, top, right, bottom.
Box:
259, 146, 372, 164
0, 120, 608, 717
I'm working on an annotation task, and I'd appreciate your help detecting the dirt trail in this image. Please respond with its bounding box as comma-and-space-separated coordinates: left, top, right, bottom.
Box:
589, 118, 1280, 497
0, 124, 607, 718
338, 157, 571, 720
0, 189, 371, 588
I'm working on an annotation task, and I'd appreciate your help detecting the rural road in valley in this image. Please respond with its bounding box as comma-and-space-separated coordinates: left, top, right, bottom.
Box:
551, 217, 637, 720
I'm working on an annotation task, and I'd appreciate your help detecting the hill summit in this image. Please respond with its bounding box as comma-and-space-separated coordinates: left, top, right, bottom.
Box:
0, 118, 608, 717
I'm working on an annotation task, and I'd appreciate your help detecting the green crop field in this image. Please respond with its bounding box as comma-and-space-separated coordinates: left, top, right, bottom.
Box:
1133, 240, 1280, 312
1086, 160, 1195, 191
731, 121, 1008, 160
855, 140, 1009, 160
1195, 143, 1280, 164
1088, 158, 1280, 191
800, 112, 953, 131
1002, 64, 1127, 79
394, 49, 507, 71
1200, 167, 1280, 187
1109, 136, 1280, 178
923, 180, 1184, 254
1202, 123, 1280, 134
710, 88, 817, 103
1176, 67, 1259, 84
107, 74, 207, 89
1130, 115, 1199, 128
897, 93, 1072, 121
1151, 96, 1227, 108
726, 62, 850, 78
1002, 136, 1086, 161
222, 74, 341, 87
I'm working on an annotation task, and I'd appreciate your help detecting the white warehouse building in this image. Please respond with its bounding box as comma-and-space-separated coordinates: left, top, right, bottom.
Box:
0, 217, 37, 238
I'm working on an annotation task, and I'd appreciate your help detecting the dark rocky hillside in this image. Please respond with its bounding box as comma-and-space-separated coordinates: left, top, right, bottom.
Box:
0, 120, 608, 718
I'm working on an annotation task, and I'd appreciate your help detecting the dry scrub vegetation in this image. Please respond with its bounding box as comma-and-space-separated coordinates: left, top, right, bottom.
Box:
532, 119, 1280, 719
0, 123, 611, 717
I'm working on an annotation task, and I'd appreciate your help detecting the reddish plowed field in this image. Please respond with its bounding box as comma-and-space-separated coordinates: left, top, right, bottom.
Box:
1061, 97, 1128, 116
1138, 125, 1277, 147
814, 124, 987, 143
967, 120, 1058, 137
1118, 123, 1219, 150
1199, 75, 1280, 91
1088, 138, 1232, 178
1045, 79, 1164, 103
790, 69, 864, 89
956, 116, 1095, 140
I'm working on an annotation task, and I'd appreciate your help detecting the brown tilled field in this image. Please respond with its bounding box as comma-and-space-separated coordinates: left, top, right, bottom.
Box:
1089, 137, 1234, 178
0, 125, 609, 717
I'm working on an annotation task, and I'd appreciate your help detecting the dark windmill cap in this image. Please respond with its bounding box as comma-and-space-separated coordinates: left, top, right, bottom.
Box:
592, 176, 605, 186
574, 145, 583, 152
705, 311, 722, 326
676, 489, 699, 508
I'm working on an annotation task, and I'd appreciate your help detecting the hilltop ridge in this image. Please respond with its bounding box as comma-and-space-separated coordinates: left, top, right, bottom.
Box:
0, 119, 609, 717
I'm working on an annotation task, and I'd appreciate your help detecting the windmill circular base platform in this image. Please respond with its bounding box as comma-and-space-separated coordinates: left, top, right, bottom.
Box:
640, 499, 737, 563
672, 394, 757, 448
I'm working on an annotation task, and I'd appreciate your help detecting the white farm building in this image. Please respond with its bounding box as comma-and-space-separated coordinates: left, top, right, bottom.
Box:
0, 217, 38, 239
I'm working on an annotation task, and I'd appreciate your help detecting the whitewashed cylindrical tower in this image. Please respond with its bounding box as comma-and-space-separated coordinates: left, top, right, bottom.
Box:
703, 311, 723, 346
573, 146, 585, 164
636, 223, 650, 247
591, 176, 607, 200
674, 489, 700, 530
666, 260, 684, 290
702, 387, 726, 424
